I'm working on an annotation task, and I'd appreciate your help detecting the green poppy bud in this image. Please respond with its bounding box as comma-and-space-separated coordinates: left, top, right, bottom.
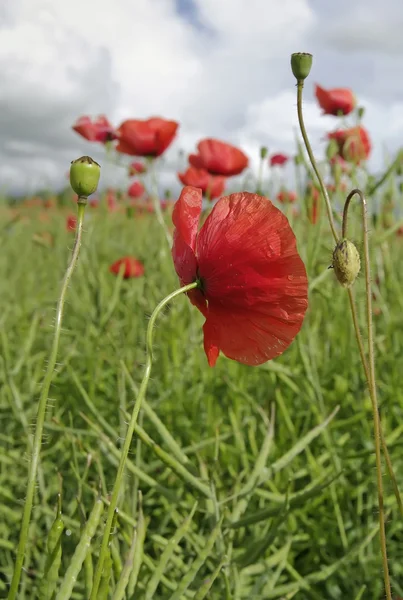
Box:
260, 146, 268, 160
357, 106, 365, 120
290, 53, 313, 81
332, 238, 360, 288
70, 156, 101, 199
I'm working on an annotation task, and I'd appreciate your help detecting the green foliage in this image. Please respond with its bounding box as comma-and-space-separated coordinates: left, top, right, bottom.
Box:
1, 203, 403, 599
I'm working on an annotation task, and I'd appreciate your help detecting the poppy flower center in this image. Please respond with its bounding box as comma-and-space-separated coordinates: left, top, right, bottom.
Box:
196, 273, 205, 294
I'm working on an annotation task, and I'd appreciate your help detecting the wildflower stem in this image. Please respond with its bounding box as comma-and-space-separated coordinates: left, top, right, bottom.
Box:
89, 280, 199, 600
347, 289, 403, 520
296, 80, 339, 243
367, 150, 403, 196
8, 199, 87, 600
342, 188, 392, 600
149, 157, 173, 246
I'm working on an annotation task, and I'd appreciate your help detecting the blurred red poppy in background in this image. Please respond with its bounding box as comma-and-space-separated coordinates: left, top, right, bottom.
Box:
315, 85, 356, 116
66, 214, 77, 231
270, 153, 289, 167
178, 166, 226, 200
328, 126, 371, 163
110, 257, 145, 278
72, 115, 117, 143
189, 138, 248, 176
277, 190, 297, 204
129, 161, 147, 176
128, 181, 145, 198
107, 189, 119, 212
116, 117, 179, 157
172, 186, 308, 367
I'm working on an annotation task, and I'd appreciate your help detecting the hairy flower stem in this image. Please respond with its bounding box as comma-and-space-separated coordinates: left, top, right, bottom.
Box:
149, 157, 173, 246
8, 200, 87, 600
296, 73, 393, 599
296, 80, 339, 244
89, 281, 199, 600
342, 190, 392, 598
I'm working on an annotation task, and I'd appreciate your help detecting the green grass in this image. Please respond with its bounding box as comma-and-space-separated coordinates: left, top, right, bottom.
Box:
1, 200, 403, 599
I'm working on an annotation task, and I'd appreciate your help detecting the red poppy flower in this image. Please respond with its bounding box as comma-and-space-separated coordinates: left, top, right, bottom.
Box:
328, 126, 371, 163
277, 190, 297, 204
116, 117, 179, 157
110, 257, 145, 278
189, 138, 248, 176
128, 180, 145, 198
315, 84, 356, 116
178, 166, 226, 200
129, 161, 147, 176
66, 214, 77, 231
72, 115, 117, 143
270, 153, 289, 167
172, 186, 308, 367
106, 190, 119, 212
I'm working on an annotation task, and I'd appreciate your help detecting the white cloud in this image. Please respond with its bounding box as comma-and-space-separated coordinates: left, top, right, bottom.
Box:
0, 0, 401, 194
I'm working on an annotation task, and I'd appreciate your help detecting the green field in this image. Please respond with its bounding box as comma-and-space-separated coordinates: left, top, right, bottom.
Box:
1, 184, 403, 599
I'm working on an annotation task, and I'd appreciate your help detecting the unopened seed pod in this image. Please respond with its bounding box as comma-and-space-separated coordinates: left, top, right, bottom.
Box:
290, 53, 313, 81
70, 156, 101, 198
332, 238, 360, 287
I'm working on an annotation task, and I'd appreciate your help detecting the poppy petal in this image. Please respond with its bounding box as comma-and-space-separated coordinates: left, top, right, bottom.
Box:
172, 186, 202, 251
196, 192, 308, 365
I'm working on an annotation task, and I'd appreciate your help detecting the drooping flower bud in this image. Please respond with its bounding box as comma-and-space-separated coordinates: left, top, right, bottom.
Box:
332, 238, 360, 287
291, 53, 313, 81
70, 156, 101, 199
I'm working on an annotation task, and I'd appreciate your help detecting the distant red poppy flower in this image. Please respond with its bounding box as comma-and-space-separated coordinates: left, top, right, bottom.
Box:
189, 138, 248, 176
66, 214, 77, 231
277, 190, 297, 204
129, 161, 147, 176
172, 186, 308, 366
110, 257, 145, 278
116, 117, 179, 157
328, 126, 371, 163
72, 115, 117, 143
397, 226, 403, 238
128, 180, 145, 199
178, 166, 226, 200
306, 183, 320, 225
270, 153, 289, 167
315, 84, 356, 116
106, 190, 119, 212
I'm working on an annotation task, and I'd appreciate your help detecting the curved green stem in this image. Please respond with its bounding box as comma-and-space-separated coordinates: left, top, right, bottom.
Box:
149, 158, 173, 246
89, 281, 199, 600
8, 200, 87, 600
342, 189, 392, 600
296, 80, 339, 244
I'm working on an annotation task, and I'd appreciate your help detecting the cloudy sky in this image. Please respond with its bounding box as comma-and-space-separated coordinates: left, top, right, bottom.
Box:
1, 0, 403, 194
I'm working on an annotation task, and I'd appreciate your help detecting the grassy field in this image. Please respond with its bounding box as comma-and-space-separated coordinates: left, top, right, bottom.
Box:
1, 191, 403, 600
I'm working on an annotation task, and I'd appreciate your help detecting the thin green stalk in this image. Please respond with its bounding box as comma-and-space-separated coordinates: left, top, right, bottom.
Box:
89, 281, 199, 599
56, 497, 104, 600
367, 150, 402, 196
296, 80, 339, 244
8, 199, 87, 600
347, 288, 403, 520
295, 73, 393, 596
341, 190, 392, 599
149, 157, 172, 246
